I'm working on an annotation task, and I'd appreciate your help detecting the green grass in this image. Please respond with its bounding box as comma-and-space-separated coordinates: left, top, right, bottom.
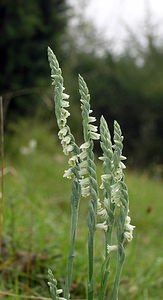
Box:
1, 119, 163, 299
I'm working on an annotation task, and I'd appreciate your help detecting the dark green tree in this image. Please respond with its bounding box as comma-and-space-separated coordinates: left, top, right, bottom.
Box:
0, 0, 69, 116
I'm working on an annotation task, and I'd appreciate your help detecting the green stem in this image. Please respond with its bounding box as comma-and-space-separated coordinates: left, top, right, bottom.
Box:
112, 244, 125, 300
88, 229, 94, 300
99, 223, 113, 300
64, 179, 80, 300
99, 202, 115, 300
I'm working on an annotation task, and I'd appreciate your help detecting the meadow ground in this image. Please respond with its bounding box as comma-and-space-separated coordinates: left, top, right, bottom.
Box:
1, 119, 163, 299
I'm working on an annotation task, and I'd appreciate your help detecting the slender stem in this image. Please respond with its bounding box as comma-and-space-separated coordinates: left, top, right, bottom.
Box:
64, 179, 80, 300
0, 97, 4, 254
87, 152, 98, 300
99, 202, 115, 300
99, 224, 113, 300
88, 229, 94, 300
112, 245, 125, 300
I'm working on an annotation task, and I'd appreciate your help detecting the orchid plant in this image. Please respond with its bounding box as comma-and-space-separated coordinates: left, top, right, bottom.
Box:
47, 47, 135, 300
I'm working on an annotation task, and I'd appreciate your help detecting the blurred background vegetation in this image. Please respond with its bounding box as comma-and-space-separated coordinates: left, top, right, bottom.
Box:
0, 0, 163, 299
1, 0, 163, 169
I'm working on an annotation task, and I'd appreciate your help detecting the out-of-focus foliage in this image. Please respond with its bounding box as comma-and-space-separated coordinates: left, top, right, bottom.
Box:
1, 1, 163, 167
69, 30, 163, 168
0, 0, 69, 115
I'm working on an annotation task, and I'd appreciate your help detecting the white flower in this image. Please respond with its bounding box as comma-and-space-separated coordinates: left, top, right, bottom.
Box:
79, 177, 90, 186
60, 118, 67, 127
100, 174, 112, 189
58, 127, 68, 139
97, 207, 107, 219
124, 215, 135, 242
57, 289, 63, 295
79, 160, 88, 169
124, 231, 133, 242
62, 93, 69, 99
63, 144, 74, 155
61, 135, 71, 146
125, 223, 135, 232
61, 108, 70, 119
96, 221, 108, 232
119, 161, 126, 169
110, 182, 121, 206
61, 100, 69, 108
125, 216, 131, 224
80, 142, 90, 149
88, 116, 96, 123
98, 156, 106, 161
101, 174, 112, 181
120, 155, 127, 160
81, 186, 90, 197
90, 132, 100, 140
63, 168, 74, 179
68, 155, 78, 167
89, 124, 98, 132
79, 168, 88, 176
107, 244, 118, 254
78, 150, 87, 160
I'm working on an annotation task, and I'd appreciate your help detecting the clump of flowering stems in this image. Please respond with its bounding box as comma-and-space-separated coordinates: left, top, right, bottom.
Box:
48, 47, 135, 300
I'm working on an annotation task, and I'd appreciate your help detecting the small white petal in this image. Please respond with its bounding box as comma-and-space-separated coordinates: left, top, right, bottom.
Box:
58, 128, 68, 139
79, 168, 88, 176
68, 155, 78, 166
90, 132, 100, 140
60, 119, 67, 127
98, 156, 105, 161
88, 116, 96, 123
62, 93, 69, 99
120, 155, 127, 160
79, 177, 90, 186
125, 224, 135, 232
100, 182, 104, 189
61, 100, 69, 108
89, 124, 98, 132
80, 142, 90, 149
125, 216, 131, 225
61, 108, 70, 119
96, 221, 108, 232
107, 245, 118, 253
111, 183, 120, 194
79, 160, 88, 169
78, 150, 87, 160
61, 135, 71, 145
119, 161, 126, 169
97, 208, 107, 218
101, 174, 112, 181
81, 186, 90, 197
57, 289, 63, 295
124, 231, 133, 242
63, 168, 74, 179
63, 144, 74, 155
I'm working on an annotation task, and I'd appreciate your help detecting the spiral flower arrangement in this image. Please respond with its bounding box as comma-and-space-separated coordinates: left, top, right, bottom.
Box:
48, 47, 135, 300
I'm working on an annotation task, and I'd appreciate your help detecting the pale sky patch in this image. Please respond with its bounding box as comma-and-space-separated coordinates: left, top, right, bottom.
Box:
69, 0, 163, 52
